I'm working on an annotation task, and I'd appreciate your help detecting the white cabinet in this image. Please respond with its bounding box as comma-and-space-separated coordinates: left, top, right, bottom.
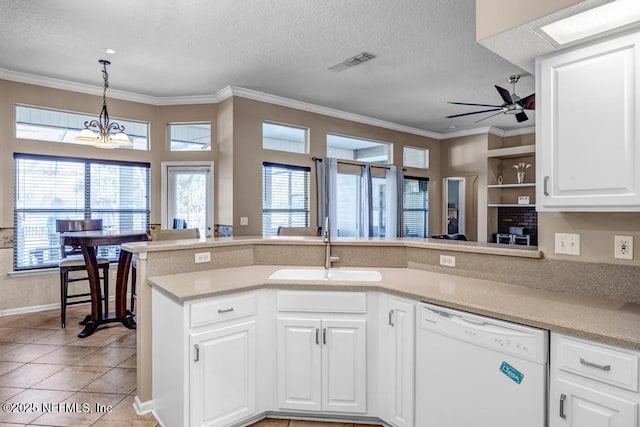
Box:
152, 289, 259, 427
536, 31, 640, 211
378, 294, 415, 427
190, 321, 256, 427
550, 333, 640, 427
276, 290, 367, 415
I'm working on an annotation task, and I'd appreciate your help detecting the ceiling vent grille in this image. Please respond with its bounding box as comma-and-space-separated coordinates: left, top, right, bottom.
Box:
328, 52, 376, 72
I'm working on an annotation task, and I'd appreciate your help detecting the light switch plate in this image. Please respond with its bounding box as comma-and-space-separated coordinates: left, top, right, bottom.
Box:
555, 233, 580, 256
240, 217, 249, 226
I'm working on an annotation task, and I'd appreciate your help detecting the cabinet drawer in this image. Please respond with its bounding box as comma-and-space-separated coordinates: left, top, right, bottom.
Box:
556, 335, 639, 392
277, 290, 366, 313
190, 293, 257, 328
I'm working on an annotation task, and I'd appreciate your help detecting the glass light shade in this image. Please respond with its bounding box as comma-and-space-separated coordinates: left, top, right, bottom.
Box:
94, 139, 119, 149
111, 132, 133, 146
75, 128, 98, 142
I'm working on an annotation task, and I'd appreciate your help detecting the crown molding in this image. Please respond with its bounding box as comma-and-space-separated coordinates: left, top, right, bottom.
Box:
226, 86, 445, 140
0, 68, 535, 139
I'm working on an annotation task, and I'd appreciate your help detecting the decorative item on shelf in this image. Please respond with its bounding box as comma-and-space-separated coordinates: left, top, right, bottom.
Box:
74, 59, 132, 149
513, 162, 531, 184
518, 195, 531, 205
497, 175, 503, 185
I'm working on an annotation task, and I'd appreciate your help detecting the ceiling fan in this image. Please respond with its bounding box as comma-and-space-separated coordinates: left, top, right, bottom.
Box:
446, 75, 535, 123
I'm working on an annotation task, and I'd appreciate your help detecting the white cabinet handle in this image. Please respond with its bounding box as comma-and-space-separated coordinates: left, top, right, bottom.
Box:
315, 328, 320, 345
322, 328, 327, 345
217, 307, 234, 314
543, 176, 550, 196
559, 394, 566, 419
580, 357, 611, 371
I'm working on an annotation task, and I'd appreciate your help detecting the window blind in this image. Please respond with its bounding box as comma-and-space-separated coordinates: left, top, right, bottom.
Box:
13, 153, 150, 270
262, 162, 310, 236
403, 176, 429, 238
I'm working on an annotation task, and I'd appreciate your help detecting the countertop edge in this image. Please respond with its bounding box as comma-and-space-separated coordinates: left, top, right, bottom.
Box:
147, 265, 640, 351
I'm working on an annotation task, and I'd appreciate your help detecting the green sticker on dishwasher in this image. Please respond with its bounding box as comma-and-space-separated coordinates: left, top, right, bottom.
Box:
500, 361, 524, 384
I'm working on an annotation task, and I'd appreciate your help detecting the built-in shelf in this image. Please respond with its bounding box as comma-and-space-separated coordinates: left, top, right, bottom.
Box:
487, 183, 536, 188
487, 145, 535, 159
488, 203, 536, 208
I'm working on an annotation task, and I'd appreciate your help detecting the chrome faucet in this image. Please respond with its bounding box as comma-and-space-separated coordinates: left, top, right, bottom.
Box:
323, 217, 340, 269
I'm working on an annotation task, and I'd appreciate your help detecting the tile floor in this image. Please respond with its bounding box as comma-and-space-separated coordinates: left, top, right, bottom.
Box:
0, 304, 381, 427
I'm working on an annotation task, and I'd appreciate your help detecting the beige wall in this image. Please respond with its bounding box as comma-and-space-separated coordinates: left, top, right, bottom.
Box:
440, 133, 488, 242
476, 0, 585, 40
231, 97, 440, 236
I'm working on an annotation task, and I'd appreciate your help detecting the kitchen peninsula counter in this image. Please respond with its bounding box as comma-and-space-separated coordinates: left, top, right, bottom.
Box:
147, 264, 640, 351
124, 236, 640, 408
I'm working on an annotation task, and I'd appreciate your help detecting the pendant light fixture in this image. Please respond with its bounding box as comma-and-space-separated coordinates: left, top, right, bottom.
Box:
75, 59, 132, 149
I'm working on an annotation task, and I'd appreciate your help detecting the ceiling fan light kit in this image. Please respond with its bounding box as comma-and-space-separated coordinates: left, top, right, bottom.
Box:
446, 74, 535, 123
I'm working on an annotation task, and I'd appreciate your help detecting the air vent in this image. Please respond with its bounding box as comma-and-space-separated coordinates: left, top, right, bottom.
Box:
328, 52, 376, 72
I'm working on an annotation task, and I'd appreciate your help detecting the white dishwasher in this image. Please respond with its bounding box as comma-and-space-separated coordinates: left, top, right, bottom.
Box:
416, 302, 548, 427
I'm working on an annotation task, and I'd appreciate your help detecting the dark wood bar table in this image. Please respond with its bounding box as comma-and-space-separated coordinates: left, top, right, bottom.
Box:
60, 229, 147, 338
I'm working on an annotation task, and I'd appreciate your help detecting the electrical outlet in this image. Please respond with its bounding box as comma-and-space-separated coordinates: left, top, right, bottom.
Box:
240, 217, 249, 226
615, 235, 633, 260
439, 255, 456, 267
194, 252, 211, 264
555, 233, 580, 256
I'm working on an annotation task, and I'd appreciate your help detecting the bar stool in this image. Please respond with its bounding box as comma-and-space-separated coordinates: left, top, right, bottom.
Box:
56, 219, 110, 329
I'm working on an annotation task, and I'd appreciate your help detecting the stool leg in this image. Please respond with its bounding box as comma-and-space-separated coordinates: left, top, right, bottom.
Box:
60, 271, 67, 329
131, 264, 137, 313
102, 264, 109, 316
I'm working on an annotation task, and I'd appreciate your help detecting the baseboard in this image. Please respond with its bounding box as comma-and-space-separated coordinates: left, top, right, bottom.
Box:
0, 296, 119, 318
133, 395, 153, 416
0, 302, 60, 317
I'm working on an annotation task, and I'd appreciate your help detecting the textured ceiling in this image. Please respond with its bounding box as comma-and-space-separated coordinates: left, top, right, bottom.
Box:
0, 0, 536, 135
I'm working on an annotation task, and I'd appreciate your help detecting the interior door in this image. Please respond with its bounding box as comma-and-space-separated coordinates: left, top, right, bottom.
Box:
164, 163, 213, 237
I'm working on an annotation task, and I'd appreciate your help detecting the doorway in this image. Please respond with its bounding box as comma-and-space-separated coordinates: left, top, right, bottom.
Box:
161, 162, 214, 238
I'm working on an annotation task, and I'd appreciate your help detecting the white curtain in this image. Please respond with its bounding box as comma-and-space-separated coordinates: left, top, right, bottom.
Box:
360, 164, 373, 237
316, 157, 338, 238
385, 166, 404, 237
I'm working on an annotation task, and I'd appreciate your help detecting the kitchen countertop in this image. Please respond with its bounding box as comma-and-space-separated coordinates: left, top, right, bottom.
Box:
148, 265, 640, 351
123, 235, 543, 258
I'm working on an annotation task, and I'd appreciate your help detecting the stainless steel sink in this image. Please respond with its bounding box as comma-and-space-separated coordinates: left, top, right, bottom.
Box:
268, 268, 382, 282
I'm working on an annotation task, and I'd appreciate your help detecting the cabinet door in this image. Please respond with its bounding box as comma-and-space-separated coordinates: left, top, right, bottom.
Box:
189, 321, 256, 427
537, 32, 640, 210
321, 318, 367, 414
550, 378, 637, 427
380, 297, 415, 427
277, 317, 322, 411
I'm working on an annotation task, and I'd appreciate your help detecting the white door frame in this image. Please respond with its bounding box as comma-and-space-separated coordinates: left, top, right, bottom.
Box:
443, 177, 465, 235
161, 161, 214, 236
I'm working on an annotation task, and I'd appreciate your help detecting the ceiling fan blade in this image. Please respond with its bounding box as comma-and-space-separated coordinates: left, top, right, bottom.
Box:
518, 93, 535, 110
494, 85, 513, 104
446, 108, 502, 119
473, 110, 505, 123
515, 112, 529, 122
448, 102, 503, 108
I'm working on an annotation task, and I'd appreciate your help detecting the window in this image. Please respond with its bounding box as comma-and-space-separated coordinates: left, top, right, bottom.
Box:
262, 162, 310, 236
403, 146, 429, 169
262, 122, 308, 154
335, 173, 361, 237
15, 105, 149, 150
327, 134, 391, 164
14, 153, 150, 270
168, 123, 211, 151
403, 176, 429, 237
